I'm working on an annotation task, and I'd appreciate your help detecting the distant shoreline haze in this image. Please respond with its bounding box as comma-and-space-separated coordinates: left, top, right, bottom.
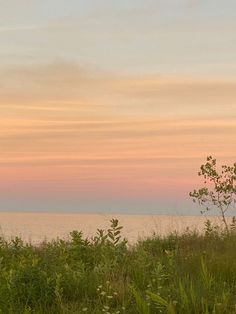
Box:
0, 212, 231, 244
0, 198, 201, 215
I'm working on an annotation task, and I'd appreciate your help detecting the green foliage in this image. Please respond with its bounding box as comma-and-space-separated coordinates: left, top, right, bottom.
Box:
230, 216, 236, 232
190, 156, 236, 232
93, 218, 127, 247
130, 286, 150, 314
204, 219, 220, 237
0, 219, 236, 313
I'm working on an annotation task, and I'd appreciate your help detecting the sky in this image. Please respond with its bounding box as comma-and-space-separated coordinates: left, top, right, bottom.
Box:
0, 0, 236, 214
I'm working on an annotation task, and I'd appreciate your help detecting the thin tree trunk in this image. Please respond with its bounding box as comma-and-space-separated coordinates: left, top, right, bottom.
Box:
221, 210, 229, 234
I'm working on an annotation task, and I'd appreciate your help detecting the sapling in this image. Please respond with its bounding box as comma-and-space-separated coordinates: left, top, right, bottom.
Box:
189, 156, 236, 233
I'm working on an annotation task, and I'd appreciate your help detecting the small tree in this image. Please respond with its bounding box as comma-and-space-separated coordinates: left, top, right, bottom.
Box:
189, 156, 236, 232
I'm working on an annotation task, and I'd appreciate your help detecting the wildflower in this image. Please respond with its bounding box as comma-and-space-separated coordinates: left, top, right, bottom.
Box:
104, 305, 110, 310
101, 291, 106, 296
107, 295, 113, 299
82, 308, 88, 312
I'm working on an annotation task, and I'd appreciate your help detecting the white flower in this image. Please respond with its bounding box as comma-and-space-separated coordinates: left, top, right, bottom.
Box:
107, 295, 113, 299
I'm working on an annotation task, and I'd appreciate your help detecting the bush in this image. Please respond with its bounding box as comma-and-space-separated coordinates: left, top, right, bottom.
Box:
0, 220, 236, 313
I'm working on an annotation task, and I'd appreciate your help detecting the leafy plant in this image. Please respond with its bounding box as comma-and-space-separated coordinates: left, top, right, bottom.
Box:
107, 219, 126, 246
130, 286, 150, 314
190, 156, 236, 232
230, 216, 236, 232
204, 219, 220, 237
200, 257, 214, 290
1, 218, 236, 313
147, 291, 175, 314
93, 219, 127, 247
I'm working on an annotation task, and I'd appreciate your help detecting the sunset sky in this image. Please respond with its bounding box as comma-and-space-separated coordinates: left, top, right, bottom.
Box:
1, 0, 236, 214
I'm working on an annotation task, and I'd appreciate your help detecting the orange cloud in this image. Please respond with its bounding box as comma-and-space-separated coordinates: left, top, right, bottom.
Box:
1, 61, 236, 200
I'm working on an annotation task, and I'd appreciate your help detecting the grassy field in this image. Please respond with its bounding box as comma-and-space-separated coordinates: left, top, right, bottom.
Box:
0, 219, 236, 313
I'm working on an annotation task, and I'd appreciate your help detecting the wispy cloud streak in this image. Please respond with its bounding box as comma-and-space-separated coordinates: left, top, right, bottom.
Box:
0, 25, 44, 32
0, 62, 236, 205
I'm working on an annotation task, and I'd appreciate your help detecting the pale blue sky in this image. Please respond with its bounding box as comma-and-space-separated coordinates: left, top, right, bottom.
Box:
1, 0, 236, 77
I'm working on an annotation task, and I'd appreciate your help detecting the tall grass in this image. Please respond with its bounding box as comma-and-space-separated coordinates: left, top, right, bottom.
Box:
0, 219, 236, 313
